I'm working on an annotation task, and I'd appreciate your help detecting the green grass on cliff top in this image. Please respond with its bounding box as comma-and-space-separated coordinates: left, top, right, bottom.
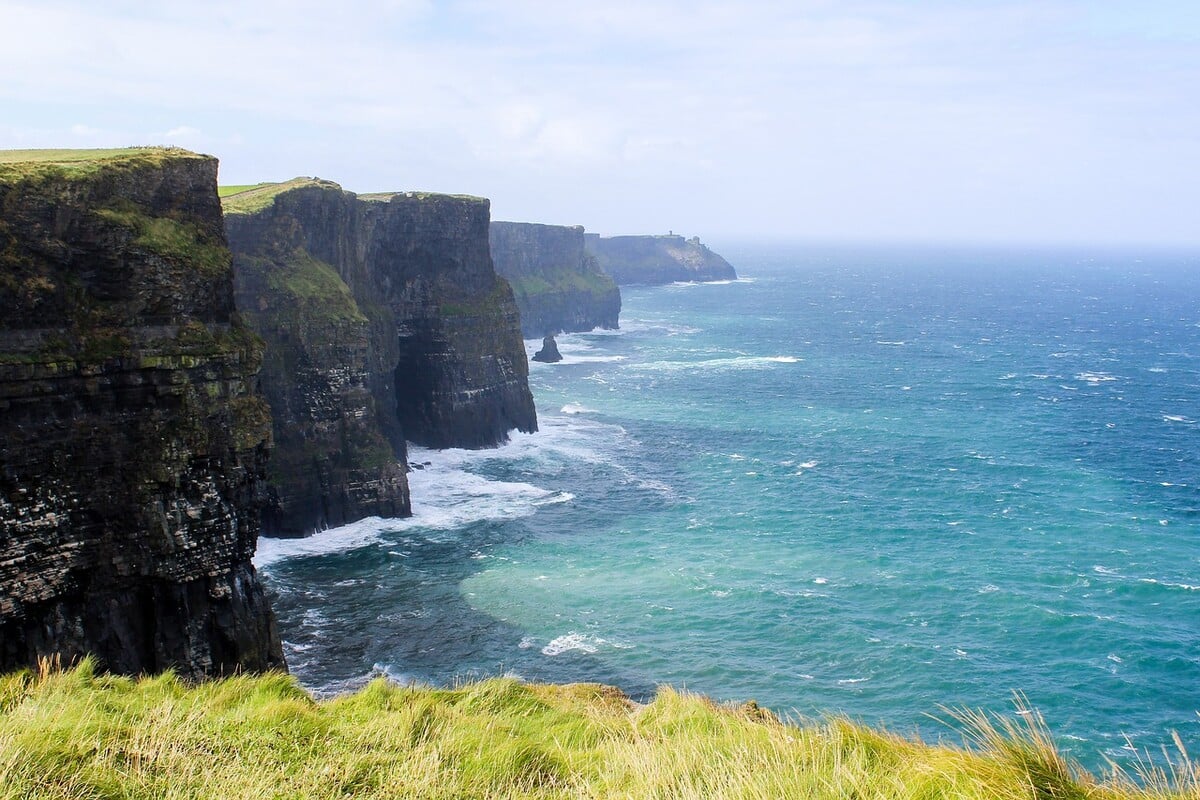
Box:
219, 177, 344, 215
1, 660, 1195, 800
359, 190, 488, 204
0, 147, 206, 182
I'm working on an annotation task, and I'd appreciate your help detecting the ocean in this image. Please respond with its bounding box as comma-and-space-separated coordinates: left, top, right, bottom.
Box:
256, 243, 1200, 771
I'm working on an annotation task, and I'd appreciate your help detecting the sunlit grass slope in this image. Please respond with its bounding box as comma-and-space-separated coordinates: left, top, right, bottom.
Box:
0, 660, 1195, 799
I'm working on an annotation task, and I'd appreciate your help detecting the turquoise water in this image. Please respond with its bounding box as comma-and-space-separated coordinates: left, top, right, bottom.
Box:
257, 244, 1200, 770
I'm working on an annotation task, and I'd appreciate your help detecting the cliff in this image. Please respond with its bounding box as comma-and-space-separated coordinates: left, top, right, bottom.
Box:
0, 148, 283, 677
585, 233, 737, 285
224, 181, 534, 521
489, 222, 620, 337
223, 180, 409, 537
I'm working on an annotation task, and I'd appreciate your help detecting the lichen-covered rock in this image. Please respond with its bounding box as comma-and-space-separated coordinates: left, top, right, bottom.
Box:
225, 181, 535, 506
585, 233, 737, 285
0, 148, 283, 677
489, 222, 620, 337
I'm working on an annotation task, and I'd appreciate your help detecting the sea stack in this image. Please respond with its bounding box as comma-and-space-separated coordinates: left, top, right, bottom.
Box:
532, 335, 563, 363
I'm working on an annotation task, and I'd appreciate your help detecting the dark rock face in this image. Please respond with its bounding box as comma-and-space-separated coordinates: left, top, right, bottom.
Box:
585, 233, 737, 285
226, 185, 410, 537
226, 183, 535, 517
0, 149, 283, 677
489, 222, 620, 337
532, 335, 563, 363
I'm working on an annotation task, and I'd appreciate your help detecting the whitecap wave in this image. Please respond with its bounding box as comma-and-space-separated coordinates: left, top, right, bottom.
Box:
255, 516, 392, 567
561, 403, 597, 415
632, 355, 801, 373
541, 632, 605, 656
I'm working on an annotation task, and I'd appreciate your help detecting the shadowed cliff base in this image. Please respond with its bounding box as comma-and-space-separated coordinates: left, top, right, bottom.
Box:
585, 232, 737, 285
0, 147, 282, 677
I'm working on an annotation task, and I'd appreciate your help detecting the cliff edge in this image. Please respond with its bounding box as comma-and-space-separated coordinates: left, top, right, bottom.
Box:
585, 233, 736, 285
489, 222, 620, 338
0, 148, 283, 677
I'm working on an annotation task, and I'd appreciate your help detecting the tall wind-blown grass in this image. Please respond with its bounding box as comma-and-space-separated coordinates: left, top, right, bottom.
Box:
0, 659, 1195, 799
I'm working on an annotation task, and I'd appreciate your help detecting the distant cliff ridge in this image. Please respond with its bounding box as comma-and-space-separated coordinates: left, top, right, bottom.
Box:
224, 180, 536, 535
489, 222, 620, 338
0, 148, 282, 677
585, 233, 736, 285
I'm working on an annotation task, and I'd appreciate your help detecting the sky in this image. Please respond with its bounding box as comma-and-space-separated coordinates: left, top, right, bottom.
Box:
1, 0, 1198, 245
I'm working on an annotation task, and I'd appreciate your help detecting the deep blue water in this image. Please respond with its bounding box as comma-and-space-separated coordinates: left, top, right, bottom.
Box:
257, 243, 1200, 771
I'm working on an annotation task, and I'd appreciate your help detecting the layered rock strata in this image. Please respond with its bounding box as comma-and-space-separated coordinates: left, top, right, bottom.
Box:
224, 181, 535, 534
585, 233, 736, 284
0, 148, 283, 677
489, 222, 620, 337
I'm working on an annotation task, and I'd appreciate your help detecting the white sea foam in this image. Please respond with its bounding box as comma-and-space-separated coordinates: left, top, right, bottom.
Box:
837, 677, 869, 685
561, 403, 597, 415
632, 355, 800, 373
668, 278, 753, 287
256, 415, 635, 567
875, 340, 905, 346
541, 632, 604, 656
1140, 578, 1200, 591
255, 516, 392, 567
1076, 371, 1119, 384
1162, 414, 1193, 423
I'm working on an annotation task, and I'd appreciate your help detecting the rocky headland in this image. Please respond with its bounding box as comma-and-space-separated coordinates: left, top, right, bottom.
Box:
0, 148, 282, 677
585, 233, 736, 285
489, 221, 620, 337
224, 179, 537, 534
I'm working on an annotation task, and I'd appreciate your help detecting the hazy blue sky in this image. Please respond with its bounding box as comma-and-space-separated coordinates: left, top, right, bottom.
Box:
2, 0, 1197, 244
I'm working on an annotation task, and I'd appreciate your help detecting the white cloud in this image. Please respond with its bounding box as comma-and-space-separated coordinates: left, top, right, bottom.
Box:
0, 0, 1197, 243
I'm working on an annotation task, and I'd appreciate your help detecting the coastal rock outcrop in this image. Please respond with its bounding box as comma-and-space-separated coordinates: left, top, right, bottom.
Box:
585, 233, 736, 285
489, 222, 620, 337
532, 335, 563, 363
0, 148, 283, 677
224, 181, 535, 534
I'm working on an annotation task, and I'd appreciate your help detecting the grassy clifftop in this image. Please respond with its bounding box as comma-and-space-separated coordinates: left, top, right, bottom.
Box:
1, 661, 1193, 799
0, 147, 209, 183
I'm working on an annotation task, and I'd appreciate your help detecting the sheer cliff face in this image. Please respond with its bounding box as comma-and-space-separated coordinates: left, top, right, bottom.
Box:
225, 184, 410, 538
585, 234, 737, 285
362, 193, 537, 449
489, 222, 620, 338
0, 149, 283, 677
225, 183, 535, 525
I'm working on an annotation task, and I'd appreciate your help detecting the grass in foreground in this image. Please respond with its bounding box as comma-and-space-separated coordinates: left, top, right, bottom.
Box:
0, 660, 1195, 799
